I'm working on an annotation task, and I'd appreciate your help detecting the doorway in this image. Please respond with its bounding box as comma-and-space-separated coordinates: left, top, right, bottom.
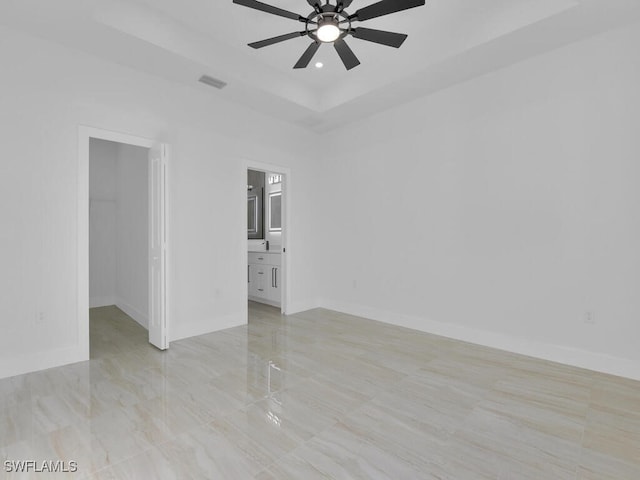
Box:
78, 127, 168, 358
89, 138, 150, 356
245, 163, 290, 316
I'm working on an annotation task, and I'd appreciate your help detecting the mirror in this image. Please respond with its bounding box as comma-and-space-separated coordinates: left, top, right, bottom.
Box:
247, 196, 258, 235
247, 169, 264, 239
269, 192, 282, 232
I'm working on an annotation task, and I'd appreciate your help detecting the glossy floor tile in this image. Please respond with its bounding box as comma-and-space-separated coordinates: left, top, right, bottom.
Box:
1, 303, 640, 479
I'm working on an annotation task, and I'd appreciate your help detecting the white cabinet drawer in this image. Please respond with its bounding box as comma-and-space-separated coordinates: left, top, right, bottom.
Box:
248, 252, 281, 307
248, 252, 280, 266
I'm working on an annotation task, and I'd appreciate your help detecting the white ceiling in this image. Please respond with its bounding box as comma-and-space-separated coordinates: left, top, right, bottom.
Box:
2, 0, 640, 132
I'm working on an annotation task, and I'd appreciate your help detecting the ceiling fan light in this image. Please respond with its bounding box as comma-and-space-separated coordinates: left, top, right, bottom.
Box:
317, 22, 340, 43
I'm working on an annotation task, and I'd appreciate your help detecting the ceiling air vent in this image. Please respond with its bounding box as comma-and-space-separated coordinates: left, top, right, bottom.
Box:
198, 75, 227, 90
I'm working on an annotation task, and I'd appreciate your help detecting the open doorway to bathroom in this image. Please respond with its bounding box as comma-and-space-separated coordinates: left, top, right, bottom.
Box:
247, 167, 287, 314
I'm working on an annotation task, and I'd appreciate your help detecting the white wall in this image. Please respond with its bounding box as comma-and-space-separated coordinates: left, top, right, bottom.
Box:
89, 139, 118, 307
319, 22, 640, 380
115, 143, 149, 328
0, 26, 321, 379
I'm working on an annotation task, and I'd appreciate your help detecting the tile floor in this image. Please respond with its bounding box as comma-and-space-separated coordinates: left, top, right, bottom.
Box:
1, 302, 640, 479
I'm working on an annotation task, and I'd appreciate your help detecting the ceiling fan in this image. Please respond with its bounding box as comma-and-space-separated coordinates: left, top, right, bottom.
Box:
233, 0, 426, 70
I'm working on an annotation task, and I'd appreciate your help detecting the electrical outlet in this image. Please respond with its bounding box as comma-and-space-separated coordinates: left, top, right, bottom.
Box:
35, 311, 45, 324
584, 311, 595, 325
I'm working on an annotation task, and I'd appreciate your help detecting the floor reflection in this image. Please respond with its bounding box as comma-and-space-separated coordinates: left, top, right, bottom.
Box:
246, 302, 288, 432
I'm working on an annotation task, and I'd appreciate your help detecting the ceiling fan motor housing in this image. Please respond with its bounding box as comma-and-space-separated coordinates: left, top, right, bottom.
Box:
310, 5, 351, 43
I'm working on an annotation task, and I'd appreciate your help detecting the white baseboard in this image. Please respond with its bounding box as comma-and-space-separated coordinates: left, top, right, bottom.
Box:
321, 300, 640, 382
286, 298, 321, 316
170, 311, 246, 343
0, 344, 88, 380
90, 296, 117, 308
116, 299, 148, 330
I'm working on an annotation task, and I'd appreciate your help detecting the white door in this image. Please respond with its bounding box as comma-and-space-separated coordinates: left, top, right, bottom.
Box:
148, 144, 168, 350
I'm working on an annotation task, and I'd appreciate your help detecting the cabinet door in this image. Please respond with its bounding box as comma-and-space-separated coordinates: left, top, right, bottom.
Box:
266, 266, 281, 303
248, 264, 264, 298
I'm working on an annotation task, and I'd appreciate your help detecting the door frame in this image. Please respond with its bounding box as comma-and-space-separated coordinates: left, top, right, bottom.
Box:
77, 126, 169, 357
244, 160, 291, 315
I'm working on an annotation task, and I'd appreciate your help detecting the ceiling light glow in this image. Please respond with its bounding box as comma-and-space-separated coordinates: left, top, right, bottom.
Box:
317, 22, 340, 43
315, 62, 324, 69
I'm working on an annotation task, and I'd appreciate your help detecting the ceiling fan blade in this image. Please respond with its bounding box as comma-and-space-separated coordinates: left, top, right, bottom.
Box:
352, 0, 425, 21
293, 42, 321, 69
249, 31, 305, 49
334, 39, 360, 70
337, 0, 354, 10
352, 27, 408, 48
233, 0, 303, 22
